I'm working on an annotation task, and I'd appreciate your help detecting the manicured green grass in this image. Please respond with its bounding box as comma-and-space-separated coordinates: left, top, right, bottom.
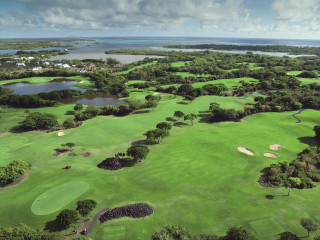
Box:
249, 217, 284, 238
0, 76, 89, 86
112, 61, 157, 75
248, 63, 264, 70
160, 77, 258, 90
192, 77, 258, 88
298, 77, 320, 85
1, 91, 320, 239
31, 181, 90, 215
175, 72, 212, 77
171, 61, 192, 67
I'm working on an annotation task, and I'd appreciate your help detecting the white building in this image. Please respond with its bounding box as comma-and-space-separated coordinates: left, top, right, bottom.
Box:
32, 66, 42, 71
16, 63, 26, 67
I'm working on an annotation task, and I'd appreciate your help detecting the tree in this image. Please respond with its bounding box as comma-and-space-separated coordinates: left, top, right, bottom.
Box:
127, 145, 150, 162
174, 110, 185, 120
84, 106, 101, 116
145, 94, 161, 101
21, 112, 58, 130
63, 118, 76, 128
106, 57, 121, 66
0, 223, 63, 240
144, 129, 170, 144
314, 125, 320, 141
224, 226, 256, 240
300, 218, 318, 237
145, 100, 158, 111
76, 199, 97, 217
279, 232, 299, 240
74, 103, 83, 111
156, 122, 172, 131
314, 235, 320, 240
184, 113, 197, 126
151, 226, 196, 240
61, 142, 75, 151
185, 95, 195, 103
177, 84, 195, 96
55, 209, 78, 229
1, 105, 8, 113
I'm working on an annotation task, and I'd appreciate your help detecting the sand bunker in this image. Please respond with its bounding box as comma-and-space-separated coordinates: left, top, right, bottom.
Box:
153, 92, 160, 95
270, 144, 282, 150
238, 147, 254, 155
264, 153, 277, 158
58, 132, 65, 136
79, 81, 85, 83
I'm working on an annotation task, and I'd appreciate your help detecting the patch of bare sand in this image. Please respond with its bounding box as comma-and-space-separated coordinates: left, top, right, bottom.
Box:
58, 132, 65, 136
153, 92, 160, 95
264, 153, 277, 158
79, 81, 85, 83
270, 144, 282, 150
238, 147, 254, 155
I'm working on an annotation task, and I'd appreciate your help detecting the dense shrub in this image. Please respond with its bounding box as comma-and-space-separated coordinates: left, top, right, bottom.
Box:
99, 203, 153, 223
261, 147, 320, 189
21, 112, 58, 130
0, 224, 63, 240
297, 71, 318, 78
127, 145, 149, 162
62, 118, 76, 128
0, 160, 30, 187
76, 199, 97, 217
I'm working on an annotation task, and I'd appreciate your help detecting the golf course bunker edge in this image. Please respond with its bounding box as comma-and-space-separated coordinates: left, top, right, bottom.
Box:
31, 181, 90, 215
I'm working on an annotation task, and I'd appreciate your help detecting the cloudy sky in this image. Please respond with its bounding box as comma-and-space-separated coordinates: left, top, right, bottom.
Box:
0, 0, 320, 39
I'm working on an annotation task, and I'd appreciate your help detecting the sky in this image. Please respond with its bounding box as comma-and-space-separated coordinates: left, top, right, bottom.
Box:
0, 0, 319, 39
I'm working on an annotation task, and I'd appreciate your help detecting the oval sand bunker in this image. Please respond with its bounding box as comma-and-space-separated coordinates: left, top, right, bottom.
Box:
238, 147, 254, 155
31, 181, 90, 215
264, 153, 277, 158
58, 132, 65, 136
270, 144, 281, 150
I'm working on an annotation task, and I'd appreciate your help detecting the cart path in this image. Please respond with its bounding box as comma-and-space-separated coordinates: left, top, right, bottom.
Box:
85, 208, 109, 236
292, 109, 305, 123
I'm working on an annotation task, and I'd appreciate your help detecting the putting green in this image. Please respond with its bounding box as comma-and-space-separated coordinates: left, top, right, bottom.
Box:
31, 181, 90, 215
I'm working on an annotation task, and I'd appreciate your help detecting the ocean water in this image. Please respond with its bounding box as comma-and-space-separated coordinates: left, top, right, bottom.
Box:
2, 37, 320, 62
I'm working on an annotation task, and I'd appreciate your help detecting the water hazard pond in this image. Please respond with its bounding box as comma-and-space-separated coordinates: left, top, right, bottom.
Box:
2, 79, 124, 106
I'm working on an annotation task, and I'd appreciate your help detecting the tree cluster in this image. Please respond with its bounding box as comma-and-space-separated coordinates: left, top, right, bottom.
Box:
151, 225, 256, 240
261, 147, 320, 189
21, 112, 58, 130
0, 160, 30, 187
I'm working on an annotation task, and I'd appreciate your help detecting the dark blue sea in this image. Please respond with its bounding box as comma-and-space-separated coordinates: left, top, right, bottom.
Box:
1, 37, 320, 62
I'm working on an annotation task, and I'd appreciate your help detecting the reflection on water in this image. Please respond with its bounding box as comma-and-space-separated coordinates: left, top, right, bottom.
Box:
2, 79, 85, 95
59, 95, 124, 106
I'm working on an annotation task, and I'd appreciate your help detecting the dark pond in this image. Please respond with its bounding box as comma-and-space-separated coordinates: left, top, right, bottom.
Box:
2, 79, 85, 95
2, 79, 123, 106
59, 95, 124, 106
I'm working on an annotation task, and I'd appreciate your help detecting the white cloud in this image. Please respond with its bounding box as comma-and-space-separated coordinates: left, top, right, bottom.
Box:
1, 0, 257, 33
272, 0, 320, 22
